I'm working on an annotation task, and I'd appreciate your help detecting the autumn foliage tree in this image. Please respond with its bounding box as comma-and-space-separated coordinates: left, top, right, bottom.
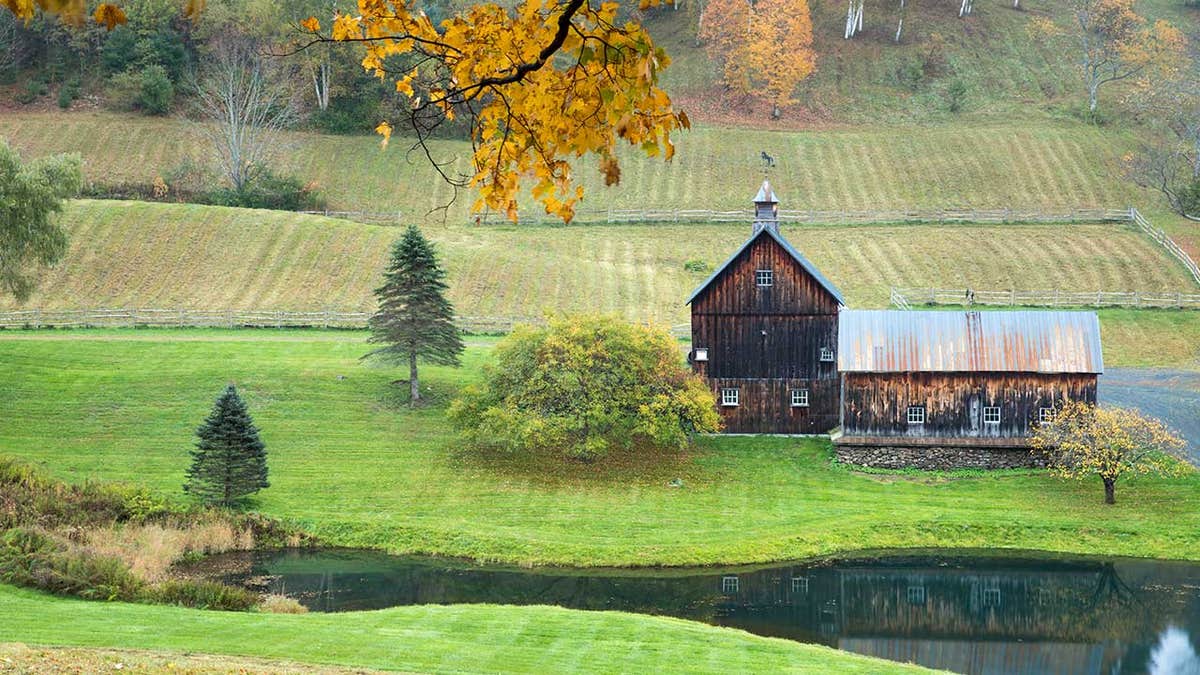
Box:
448, 315, 721, 461
699, 0, 816, 118
1031, 401, 1189, 505
1029, 0, 1185, 119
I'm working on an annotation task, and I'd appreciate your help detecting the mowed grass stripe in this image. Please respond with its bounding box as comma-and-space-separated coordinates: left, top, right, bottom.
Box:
0, 112, 1152, 217
3, 201, 1194, 324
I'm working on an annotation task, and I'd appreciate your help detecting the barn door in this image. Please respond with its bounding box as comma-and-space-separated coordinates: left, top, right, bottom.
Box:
969, 395, 981, 436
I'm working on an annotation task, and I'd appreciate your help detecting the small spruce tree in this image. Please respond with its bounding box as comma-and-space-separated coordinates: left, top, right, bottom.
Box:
184, 385, 270, 506
365, 225, 464, 405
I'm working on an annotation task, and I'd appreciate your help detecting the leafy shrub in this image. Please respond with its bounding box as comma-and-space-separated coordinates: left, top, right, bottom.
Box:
149, 579, 258, 611
207, 169, 327, 211
101, 25, 139, 73
57, 78, 80, 110
105, 69, 142, 111
0, 528, 144, 601
683, 259, 710, 274
943, 79, 968, 113
1179, 179, 1200, 217
449, 314, 721, 460
16, 79, 47, 105
137, 64, 173, 115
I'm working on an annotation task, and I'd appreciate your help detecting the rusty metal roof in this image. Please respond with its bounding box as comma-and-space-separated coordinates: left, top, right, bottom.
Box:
837, 310, 1103, 373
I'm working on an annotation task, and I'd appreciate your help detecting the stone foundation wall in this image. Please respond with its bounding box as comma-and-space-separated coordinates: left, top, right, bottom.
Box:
834, 444, 1048, 470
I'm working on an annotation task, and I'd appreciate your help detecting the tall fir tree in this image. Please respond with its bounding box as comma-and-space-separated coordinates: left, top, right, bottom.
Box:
184, 385, 270, 506
366, 225, 464, 405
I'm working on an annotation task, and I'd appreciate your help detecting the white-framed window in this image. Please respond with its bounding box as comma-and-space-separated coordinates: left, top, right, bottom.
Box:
982, 587, 1001, 607
792, 576, 809, 594
1039, 407, 1055, 423
756, 269, 773, 287
721, 388, 740, 407
983, 406, 1001, 425
907, 585, 926, 605
791, 389, 809, 407
819, 347, 835, 362
693, 348, 709, 362
722, 575, 739, 593
907, 406, 926, 425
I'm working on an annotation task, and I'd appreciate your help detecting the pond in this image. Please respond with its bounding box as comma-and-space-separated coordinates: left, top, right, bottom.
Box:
199, 548, 1200, 674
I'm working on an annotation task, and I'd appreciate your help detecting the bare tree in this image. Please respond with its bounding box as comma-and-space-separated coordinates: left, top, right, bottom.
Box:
193, 35, 300, 193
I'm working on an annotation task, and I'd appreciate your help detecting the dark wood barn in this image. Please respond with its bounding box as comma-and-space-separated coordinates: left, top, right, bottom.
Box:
833, 309, 1103, 468
688, 181, 845, 434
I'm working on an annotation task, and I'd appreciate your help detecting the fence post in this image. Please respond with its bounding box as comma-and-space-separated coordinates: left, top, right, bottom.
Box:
178, 308, 185, 328
1010, 289, 1015, 306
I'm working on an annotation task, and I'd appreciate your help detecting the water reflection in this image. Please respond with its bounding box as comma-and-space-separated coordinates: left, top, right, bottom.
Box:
203, 550, 1200, 674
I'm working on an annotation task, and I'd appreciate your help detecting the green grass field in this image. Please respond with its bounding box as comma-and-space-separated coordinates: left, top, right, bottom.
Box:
2, 200, 1195, 329
0, 586, 932, 674
2, 329, 1198, 567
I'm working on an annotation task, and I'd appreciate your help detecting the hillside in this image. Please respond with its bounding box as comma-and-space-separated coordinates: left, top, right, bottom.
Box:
650, 0, 1199, 122
3, 199, 1193, 318
0, 111, 1156, 216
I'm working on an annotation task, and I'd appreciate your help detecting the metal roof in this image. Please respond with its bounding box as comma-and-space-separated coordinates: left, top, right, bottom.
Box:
685, 226, 846, 306
754, 179, 778, 204
837, 310, 1103, 373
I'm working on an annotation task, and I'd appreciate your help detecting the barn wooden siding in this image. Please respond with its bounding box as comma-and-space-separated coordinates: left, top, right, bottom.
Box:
690, 229, 842, 434
841, 372, 1098, 441
709, 378, 840, 434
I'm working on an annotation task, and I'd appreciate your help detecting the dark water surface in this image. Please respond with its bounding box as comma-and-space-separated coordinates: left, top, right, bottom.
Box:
201, 548, 1200, 674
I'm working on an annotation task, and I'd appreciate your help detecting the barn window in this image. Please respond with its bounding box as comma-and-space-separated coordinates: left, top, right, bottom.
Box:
721, 388, 740, 407
693, 348, 709, 362
792, 576, 809, 594
983, 406, 1001, 425
819, 347, 835, 362
982, 587, 1001, 607
907, 585, 926, 605
1039, 407, 1055, 423
906, 406, 925, 425
756, 269, 773, 287
791, 389, 809, 407
722, 576, 739, 593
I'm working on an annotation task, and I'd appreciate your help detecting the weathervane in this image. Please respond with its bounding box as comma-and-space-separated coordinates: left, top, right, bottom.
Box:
760, 150, 776, 174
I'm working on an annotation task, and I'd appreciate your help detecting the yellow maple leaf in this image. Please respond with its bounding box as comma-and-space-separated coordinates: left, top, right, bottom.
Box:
375, 121, 392, 149
300, 15, 320, 32
93, 3, 127, 30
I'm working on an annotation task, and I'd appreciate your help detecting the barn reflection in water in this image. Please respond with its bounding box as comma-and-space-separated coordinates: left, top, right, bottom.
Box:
209, 550, 1200, 674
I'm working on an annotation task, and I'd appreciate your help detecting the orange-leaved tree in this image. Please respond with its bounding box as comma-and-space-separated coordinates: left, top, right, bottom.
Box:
1031, 401, 1190, 505
1029, 0, 1185, 120
2, 0, 688, 224
699, 0, 815, 118
304, 0, 687, 223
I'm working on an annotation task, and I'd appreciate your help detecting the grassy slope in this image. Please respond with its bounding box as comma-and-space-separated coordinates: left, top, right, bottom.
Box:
1, 200, 1194, 326
2, 330, 1198, 566
0, 112, 1155, 216
0, 587, 933, 674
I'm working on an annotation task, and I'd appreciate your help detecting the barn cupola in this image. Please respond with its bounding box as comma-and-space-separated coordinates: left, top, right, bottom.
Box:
752, 179, 780, 235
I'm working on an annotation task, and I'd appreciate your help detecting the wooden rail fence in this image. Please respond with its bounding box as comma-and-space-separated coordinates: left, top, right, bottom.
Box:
304, 206, 1133, 227
0, 308, 695, 337
891, 287, 1200, 310
0, 309, 538, 333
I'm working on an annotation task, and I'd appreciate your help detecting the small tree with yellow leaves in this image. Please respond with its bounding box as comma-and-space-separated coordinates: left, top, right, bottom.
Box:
1031, 401, 1189, 505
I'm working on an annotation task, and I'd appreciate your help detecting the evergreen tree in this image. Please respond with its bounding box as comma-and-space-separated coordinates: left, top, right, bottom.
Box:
365, 225, 464, 405
184, 385, 269, 506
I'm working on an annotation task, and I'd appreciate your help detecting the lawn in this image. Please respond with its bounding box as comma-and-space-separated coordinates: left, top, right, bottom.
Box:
0, 586, 933, 674
2, 200, 1195, 328
2, 329, 1198, 567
